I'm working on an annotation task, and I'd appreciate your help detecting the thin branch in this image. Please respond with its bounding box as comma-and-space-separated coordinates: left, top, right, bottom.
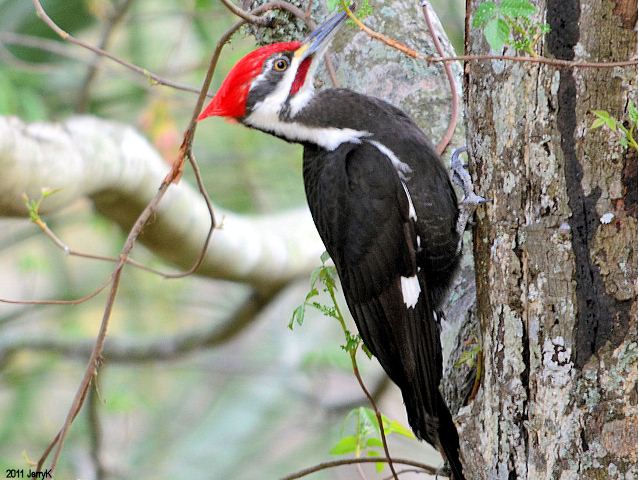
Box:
220, 0, 272, 26
76, 0, 137, 112
421, 1, 458, 155
350, 351, 399, 480
0, 287, 280, 363
342, 3, 637, 69
279, 457, 438, 480
159, 150, 217, 278
30, 4, 214, 474
325, 279, 398, 480
88, 382, 106, 480
31, 0, 206, 96
0, 275, 112, 306
30, 216, 174, 277
382, 469, 429, 479
0, 31, 87, 60
31, 0, 301, 470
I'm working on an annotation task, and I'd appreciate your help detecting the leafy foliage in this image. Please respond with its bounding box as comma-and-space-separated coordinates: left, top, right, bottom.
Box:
590, 103, 638, 150
472, 0, 550, 55
22, 188, 61, 223
330, 407, 415, 473
327, 0, 373, 24
291, 254, 415, 473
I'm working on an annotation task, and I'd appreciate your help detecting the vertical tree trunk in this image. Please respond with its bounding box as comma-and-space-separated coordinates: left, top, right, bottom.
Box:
461, 0, 637, 478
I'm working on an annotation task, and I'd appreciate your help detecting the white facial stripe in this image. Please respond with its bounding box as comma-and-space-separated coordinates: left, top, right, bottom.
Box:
289, 85, 315, 116
367, 140, 412, 180
244, 53, 370, 150
401, 181, 417, 221
245, 105, 370, 150
400, 275, 421, 309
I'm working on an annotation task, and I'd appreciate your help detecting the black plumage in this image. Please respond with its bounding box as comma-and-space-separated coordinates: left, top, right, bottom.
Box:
198, 14, 467, 476
298, 89, 464, 479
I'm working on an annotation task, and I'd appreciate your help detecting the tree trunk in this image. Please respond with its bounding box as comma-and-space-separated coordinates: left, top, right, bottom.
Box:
461, 0, 637, 478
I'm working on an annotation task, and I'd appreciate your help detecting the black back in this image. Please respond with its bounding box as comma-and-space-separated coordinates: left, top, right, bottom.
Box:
300, 90, 465, 479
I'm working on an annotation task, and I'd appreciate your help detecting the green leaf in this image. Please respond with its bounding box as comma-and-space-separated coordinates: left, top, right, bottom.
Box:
361, 343, 373, 359
629, 101, 638, 124
590, 118, 607, 130
484, 18, 510, 51
592, 110, 617, 130
326, 0, 340, 11
309, 266, 322, 289
386, 419, 416, 439
330, 435, 358, 455
320, 250, 331, 265
305, 287, 319, 302
362, 408, 380, 433
499, 0, 536, 18
289, 304, 305, 330
319, 266, 337, 291
620, 136, 629, 148
472, 2, 497, 27
366, 437, 384, 448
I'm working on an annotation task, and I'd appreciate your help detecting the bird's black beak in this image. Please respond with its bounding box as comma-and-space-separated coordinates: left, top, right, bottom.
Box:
294, 8, 348, 61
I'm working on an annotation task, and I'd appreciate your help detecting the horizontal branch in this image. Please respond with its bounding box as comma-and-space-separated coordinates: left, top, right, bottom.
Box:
342, 4, 637, 69
0, 116, 325, 288
280, 457, 439, 480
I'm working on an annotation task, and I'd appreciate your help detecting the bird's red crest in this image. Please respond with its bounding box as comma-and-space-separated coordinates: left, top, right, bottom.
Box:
198, 41, 301, 120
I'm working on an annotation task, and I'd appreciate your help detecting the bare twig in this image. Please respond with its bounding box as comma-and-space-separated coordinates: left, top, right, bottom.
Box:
88, 382, 106, 480
0, 31, 87, 60
76, 0, 137, 112
220, 0, 272, 26
30, 216, 173, 277
341, 3, 637, 69
325, 278, 399, 480
350, 351, 399, 480
279, 457, 438, 480
0, 276, 112, 306
31, 0, 317, 470
31, 0, 205, 96
0, 287, 280, 363
421, 1, 458, 154
382, 468, 429, 479
30, 0, 224, 470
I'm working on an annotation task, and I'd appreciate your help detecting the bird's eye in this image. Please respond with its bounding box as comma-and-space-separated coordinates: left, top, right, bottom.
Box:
273, 58, 289, 72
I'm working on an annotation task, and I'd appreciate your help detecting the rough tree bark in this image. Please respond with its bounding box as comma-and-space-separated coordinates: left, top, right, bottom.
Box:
461, 0, 637, 478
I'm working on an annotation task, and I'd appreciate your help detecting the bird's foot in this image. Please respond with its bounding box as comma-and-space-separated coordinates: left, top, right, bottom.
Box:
450, 146, 485, 251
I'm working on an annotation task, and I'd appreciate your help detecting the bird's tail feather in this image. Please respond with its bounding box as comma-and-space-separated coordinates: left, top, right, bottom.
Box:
436, 392, 465, 480
401, 287, 466, 480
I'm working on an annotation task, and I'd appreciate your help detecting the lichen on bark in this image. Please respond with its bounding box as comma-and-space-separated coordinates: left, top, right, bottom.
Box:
462, 0, 637, 478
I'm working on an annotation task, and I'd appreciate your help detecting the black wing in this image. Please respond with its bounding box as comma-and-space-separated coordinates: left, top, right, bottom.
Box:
295, 88, 460, 308
303, 140, 443, 431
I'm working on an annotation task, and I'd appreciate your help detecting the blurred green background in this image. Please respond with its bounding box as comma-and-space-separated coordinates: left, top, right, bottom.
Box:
0, 1, 464, 478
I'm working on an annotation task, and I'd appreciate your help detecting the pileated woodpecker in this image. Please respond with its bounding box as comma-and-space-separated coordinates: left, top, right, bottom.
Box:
198, 10, 465, 479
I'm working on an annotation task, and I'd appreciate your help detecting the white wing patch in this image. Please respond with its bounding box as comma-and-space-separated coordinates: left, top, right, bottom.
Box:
368, 140, 412, 180
401, 181, 417, 221
400, 275, 421, 309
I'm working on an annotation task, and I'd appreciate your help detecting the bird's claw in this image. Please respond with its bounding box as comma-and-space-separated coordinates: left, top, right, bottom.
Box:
450, 146, 484, 250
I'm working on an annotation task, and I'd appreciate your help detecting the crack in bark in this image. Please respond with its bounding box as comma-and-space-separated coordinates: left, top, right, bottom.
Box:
546, 0, 630, 369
